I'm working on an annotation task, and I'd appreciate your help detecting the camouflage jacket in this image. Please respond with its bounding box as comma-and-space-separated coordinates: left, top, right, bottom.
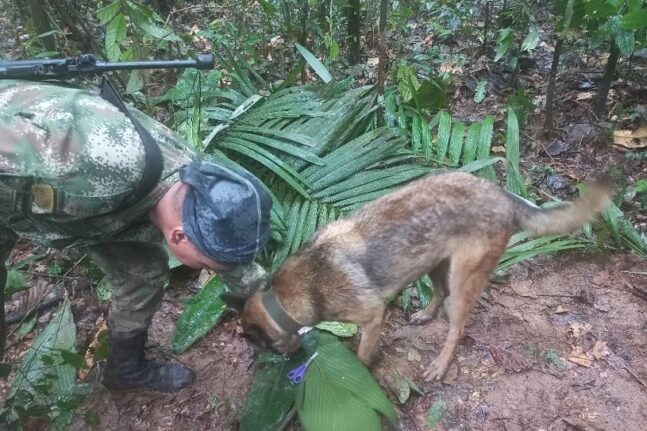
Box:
0, 79, 194, 248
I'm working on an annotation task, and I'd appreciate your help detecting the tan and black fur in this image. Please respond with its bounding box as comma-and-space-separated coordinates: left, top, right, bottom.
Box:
223, 172, 614, 381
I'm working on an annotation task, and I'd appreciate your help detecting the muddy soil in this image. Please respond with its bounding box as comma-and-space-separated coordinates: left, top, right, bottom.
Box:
32, 250, 640, 431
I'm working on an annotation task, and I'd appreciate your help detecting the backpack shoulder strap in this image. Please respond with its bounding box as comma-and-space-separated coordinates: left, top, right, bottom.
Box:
99, 76, 164, 209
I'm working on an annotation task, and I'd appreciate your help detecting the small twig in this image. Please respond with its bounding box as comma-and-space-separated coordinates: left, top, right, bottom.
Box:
622, 271, 647, 276
22, 271, 85, 280
624, 365, 647, 391
277, 407, 297, 431
623, 281, 647, 303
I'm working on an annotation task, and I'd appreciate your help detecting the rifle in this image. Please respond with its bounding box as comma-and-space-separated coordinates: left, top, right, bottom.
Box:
0, 53, 215, 79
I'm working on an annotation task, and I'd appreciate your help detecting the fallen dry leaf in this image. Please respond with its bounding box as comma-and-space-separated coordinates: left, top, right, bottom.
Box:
568, 340, 609, 368
79, 319, 108, 380
491, 145, 506, 154
554, 305, 569, 314
592, 271, 610, 286
510, 279, 536, 298
569, 322, 592, 339
576, 92, 595, 101
613, 127, 647, 149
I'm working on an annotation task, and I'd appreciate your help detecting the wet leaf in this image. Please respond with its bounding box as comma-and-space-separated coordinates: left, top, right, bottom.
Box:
5, 269, 27, 296
8, 298, 80, 426
544, 350, 566, 370
295, 43, 332, 83
96, 277, 112, 301
171, 276, 228, 354
315, 321, 358, 337
296, 331, 396, 431
240, 350, 307, 431
15, 315, 37, 338
426, 399, 446, 428
386, 372, 411, 404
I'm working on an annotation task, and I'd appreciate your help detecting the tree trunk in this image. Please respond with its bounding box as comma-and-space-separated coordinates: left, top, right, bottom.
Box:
544, 37, 563, 131
318, 0, 332, 33
376, 0, 388, 126
48, 0, 102, 53
27, 0, 57, 52
346, 0, 361, 65
595, 41, 620, 117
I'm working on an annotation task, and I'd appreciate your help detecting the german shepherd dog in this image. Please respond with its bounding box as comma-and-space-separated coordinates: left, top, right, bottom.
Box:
223, 172, 613, 381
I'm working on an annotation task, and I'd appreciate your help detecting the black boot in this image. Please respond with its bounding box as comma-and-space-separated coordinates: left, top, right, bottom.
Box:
103, 330, 195, 393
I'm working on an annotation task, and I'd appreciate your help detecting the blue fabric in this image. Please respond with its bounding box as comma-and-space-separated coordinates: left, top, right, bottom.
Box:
180, 162, 271, 264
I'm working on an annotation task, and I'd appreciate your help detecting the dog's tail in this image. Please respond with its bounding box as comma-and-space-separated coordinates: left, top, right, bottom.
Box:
509, 177, 615, 237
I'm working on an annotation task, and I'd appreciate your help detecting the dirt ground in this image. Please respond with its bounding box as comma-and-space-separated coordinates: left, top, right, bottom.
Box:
25, 249, 636, 431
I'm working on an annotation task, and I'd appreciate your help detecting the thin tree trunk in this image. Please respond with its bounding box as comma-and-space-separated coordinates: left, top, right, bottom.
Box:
377, 0, 388, 126
595, 41, 620, 117
318, 0, 331, 33
346, 0, 361, 65
544, 37, 563, 131
47, 0, 102, 54
481, 1, 491, 55
28, 0, 56, 51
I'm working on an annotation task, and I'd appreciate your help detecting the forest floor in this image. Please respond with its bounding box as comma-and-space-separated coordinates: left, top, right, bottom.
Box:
1, 2, 646, 430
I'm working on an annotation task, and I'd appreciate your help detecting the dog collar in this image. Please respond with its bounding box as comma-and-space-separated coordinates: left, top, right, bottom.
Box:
261, 290, 303, 334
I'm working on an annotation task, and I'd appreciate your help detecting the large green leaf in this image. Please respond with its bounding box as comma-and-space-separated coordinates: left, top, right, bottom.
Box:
621, 9, 647, 30
505, 108, 527, 197
436, 111, 451, 162
296, 332, 396, 431
5, 298, 88, 428
240, 350, 308, 431
295, 43, 333, 83
476, 115, 495, 180
171, 276, 228, 354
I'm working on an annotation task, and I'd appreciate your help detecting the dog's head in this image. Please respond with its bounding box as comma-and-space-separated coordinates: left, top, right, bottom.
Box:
221, 291, 302, 355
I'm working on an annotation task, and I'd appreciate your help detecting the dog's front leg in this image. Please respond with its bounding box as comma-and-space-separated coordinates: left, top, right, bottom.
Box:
356, 306, 386, 366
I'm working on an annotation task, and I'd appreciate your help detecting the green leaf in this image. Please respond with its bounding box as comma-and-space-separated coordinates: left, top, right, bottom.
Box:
416, 79, 446, 109
256, 0, 278, 15
495, 28, 514, 61
8, 299, 78, 426
96, 0, 121, 25
171, 276, 229, 354
614, 28, 635, 56
295, 43, 333, 83
436, 111, 451, 162
463, 122, 482, 164
240, 351, 305, 431
5, 268, 27, 296
505, 108, 526, 197
621, 9, 647, 30
521, 25, 540, 52
296, 332, 396, 431
476, 116, 496, 180
315, 322, 358, 337
426, 399, 446, 428
474, 80, 487, 103
448, 121, 465, 167
105, 14, 126, 62
60, 350, 87, 370
15, 315, 37, 338
96, 277, 112, 301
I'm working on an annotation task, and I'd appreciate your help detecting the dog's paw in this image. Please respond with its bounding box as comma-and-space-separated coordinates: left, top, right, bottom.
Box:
422, 360, 449, 382
409, 310, 433, 326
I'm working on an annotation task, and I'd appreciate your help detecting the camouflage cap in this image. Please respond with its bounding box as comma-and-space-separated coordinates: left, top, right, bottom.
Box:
179, 162, 271, 264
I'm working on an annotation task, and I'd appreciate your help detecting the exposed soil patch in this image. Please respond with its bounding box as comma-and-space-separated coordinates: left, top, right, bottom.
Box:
7, 250, 634, 431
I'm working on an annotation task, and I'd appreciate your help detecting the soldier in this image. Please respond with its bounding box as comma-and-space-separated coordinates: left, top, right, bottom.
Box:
0, 79, 272, 392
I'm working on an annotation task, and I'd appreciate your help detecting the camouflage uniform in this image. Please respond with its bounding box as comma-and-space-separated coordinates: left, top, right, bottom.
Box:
0, 79, 268, 336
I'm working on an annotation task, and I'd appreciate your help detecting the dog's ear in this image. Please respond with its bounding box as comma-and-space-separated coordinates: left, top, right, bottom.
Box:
220, 292, 250, 313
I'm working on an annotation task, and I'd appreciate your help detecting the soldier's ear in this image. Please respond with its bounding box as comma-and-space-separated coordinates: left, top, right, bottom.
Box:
220, 292, 250, 313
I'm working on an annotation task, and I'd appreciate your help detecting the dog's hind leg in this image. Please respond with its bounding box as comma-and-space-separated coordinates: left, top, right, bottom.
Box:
356, 304, 386, 366
409, 259, 450, 325
423, 241, 505, 381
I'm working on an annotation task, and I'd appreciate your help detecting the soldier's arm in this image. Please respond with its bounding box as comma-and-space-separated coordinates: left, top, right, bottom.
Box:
219, 262, 270, 295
